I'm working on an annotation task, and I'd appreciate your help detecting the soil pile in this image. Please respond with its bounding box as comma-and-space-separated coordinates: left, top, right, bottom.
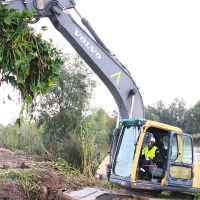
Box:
0, 152, 87, 200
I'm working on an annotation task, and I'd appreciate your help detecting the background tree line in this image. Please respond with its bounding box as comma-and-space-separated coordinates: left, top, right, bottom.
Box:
0, 53, 200, 175
145, 98, 200, 134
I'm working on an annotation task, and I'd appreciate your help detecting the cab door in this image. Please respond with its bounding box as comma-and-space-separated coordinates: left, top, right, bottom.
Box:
166, 131, 194, 187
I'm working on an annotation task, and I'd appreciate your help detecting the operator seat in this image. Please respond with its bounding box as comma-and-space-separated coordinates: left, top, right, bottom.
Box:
148, 141, 166, 178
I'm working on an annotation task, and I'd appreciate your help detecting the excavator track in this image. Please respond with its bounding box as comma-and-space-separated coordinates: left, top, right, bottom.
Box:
55, 187, 194, 200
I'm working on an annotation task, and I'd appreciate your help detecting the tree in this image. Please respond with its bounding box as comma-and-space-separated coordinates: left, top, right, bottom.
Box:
84, 107, 117, 151
74, 107, 117, 174
145, 105, 160, 121
145, 98, 188, 131
36, 53, 96, 159
145, 100, 168, 122
168, 98, 187, 130
186, 101, 200, 134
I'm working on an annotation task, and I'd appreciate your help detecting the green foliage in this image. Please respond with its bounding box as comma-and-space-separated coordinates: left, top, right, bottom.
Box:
77, 125, 97, 177
0, 124, 19, 150
196, 193, 200, 200
36, 54, 96, 159
186, 101, 200, 134
20, 169, 42, 200
56, 157, 72, 173
37, 54, 96, 135
84, 107, 117, 151
0, 169, 20, 180
0, 168, 42, 199
145, 98, 188, 132
0, 122, 45, 156
0, 3, 65, 115
145, 100, 168, 122
168, 98, 187, 129
51, 159, 120, 190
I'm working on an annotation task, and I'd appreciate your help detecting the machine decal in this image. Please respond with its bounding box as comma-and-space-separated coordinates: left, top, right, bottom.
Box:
75, 29, 101, 59
110, 71, 121, 85
36, 0, 44, 9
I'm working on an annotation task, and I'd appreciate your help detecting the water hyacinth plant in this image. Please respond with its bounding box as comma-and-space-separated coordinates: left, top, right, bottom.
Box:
0, 3, 65, 124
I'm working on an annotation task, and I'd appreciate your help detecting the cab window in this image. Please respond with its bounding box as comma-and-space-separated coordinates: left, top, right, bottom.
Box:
169, 134, 193, 180
114, 126, 140, 177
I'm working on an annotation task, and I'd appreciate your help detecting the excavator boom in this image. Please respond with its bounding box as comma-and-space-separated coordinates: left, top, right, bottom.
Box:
5, 0, 144, 119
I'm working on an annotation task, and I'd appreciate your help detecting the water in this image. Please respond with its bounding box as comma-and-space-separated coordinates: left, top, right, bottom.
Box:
194, 147, 200, 161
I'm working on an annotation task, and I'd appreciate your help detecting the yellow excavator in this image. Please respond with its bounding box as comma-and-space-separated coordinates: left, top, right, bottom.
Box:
3, 0, 200, 199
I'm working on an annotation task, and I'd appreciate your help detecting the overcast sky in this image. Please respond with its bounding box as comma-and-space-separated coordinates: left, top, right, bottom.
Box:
75, 0, 200, 108
1, 0, 200, 125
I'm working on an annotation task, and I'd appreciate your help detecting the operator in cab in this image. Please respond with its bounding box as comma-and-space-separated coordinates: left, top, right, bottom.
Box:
138, 136, 158, 178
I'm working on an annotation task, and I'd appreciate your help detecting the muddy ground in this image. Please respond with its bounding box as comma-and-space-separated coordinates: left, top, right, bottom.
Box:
1, 149, 200, 200
0, 152, 89, 200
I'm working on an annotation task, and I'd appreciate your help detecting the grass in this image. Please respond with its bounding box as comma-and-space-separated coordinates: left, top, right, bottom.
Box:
51, 158, 120, 190
0, 168, 42, 199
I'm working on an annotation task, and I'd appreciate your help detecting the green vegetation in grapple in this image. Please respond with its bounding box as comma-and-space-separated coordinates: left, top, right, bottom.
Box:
0, 3, 65, 124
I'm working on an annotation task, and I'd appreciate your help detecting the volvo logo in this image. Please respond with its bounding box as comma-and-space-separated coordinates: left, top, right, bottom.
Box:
75, 29, 101, 59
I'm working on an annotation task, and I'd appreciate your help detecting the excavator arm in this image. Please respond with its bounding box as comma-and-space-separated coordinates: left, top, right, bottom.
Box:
4, 0, 144, 119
